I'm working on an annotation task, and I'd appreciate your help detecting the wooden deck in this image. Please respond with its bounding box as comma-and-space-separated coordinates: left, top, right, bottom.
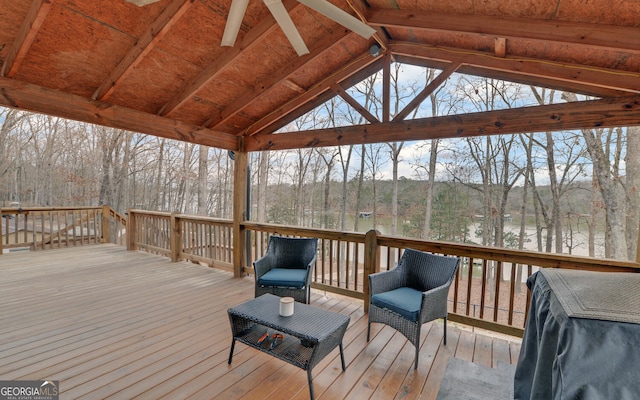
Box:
0, 245, 521, 399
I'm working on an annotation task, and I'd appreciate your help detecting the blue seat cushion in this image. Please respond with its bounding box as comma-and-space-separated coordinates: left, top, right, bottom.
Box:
258, 268, 308, 289
371, 287, 423, 322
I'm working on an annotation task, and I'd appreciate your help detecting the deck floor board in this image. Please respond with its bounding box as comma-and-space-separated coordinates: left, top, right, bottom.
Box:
0, 244, 521, 399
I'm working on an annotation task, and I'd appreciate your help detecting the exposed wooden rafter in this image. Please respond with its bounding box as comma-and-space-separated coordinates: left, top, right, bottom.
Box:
1, 0, 51, 78
248, 52, 382, 136
390, 41, 640, 96
92, 0, 195, 101
367, 9, 640, 55
158, 0, 303, 117
246, 95, 640, 151
392, 61, 460, 121
331, 83, 379, 123
0, 77, 238, 150
205, 27, 353, 130
392, 55, 628, 99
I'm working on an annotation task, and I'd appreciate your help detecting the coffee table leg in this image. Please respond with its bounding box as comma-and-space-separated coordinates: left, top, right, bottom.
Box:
228, 338, 236, 365
339, 342, 346, 371
307, 369, 314, 400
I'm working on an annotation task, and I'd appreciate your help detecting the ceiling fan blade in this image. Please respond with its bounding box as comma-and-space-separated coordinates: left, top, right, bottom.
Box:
125, 0, 162, 6
264, 0, 310, 56
221, 0, 251, 47
297, 0, 375, 39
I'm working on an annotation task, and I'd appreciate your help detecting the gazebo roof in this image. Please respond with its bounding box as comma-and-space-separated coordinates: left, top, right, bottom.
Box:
1, 0, 639, 152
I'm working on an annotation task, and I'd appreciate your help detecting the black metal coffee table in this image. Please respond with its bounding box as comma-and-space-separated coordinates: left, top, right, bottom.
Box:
227, 294, 350, 399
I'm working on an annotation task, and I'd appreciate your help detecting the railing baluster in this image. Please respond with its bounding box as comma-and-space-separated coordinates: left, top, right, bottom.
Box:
508, 262, 517, 326
494, 261, 502, 322
480, 260, 487, 319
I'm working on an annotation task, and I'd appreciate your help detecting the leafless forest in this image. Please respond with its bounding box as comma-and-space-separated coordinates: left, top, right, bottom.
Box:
2, 68, 639, 260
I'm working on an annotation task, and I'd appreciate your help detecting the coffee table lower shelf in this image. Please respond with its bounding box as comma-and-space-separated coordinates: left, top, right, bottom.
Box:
227, 294, 350, 400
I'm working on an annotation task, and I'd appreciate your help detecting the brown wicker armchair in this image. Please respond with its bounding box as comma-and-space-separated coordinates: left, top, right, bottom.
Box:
367, 248, 460, 369
254, 236, 318, 304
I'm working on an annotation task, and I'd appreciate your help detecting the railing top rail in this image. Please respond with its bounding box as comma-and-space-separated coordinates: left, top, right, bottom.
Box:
128, 209, 172, 218
243, 221, 366, 243
109, 208, 127, 223
1, 206, 102, 212
177, 215, 233, 225
377, 234, 640, 271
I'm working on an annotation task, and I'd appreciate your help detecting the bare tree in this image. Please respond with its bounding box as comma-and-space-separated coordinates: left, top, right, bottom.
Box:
197, 145, 209, 215
315, 148, 338, 229
625, 126, 640, 260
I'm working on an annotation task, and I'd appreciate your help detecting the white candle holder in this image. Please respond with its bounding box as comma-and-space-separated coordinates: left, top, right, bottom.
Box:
279, 297, 294, 316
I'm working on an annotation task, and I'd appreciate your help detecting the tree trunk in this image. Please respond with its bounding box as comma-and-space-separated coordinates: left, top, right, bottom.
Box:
354, 144, 365, 231
197, 145, 208, 215
625, 126, 640, 260
423, 140, 438, 239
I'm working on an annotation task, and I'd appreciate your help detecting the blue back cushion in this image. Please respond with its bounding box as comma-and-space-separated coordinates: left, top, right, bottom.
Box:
371, 287, 423, 322
258, 268, 308, 288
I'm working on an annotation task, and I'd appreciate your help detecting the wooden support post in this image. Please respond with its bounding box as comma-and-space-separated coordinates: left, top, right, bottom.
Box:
127, 209, 136, 251
170, 212, 182, 262
636, 215, 640, 265
363, 229, 380, 313
0, 208, 3, 255
382, 52, 390, 123
101, 205, 111, 244
232, 145, 248, 278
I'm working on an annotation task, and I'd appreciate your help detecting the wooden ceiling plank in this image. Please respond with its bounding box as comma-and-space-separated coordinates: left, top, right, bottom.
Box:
1, 0, 52, 78
92, 0, 195, 101
390, 41, 640, 95
206, 27, 350, 129
159, 0, 303, 117
331, 83, 379, 123
0, 77, 238, 150
245, 52, 381, 136
367, 9, 640, 54
245, 95, 640, 151
393, 61, 460, 122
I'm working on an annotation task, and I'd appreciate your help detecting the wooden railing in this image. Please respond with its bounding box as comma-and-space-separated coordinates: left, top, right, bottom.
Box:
126, 209, 640, 337
0, 205, 125, 252
6, 204, 632, 337
127, 210, 234, 272
105, 207, 127, 246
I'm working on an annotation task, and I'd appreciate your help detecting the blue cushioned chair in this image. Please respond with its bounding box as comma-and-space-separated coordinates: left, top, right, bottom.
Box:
367, 248, 460, 369
254, 236, 318, 304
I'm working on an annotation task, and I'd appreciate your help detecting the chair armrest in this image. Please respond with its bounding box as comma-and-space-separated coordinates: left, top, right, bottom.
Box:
304, 254, 317, 285
369, 268, 403, 296
420, 282, 453, 323
253, 253, 275, 279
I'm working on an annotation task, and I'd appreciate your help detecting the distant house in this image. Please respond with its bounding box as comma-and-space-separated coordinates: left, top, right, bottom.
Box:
358, 212, 372, 219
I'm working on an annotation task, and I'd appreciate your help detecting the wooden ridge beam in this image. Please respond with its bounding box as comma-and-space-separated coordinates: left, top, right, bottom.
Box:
245, 95, 640, 151
0, 77, 238, 150
390, 41, 640, 95
1, 0, 52, 78
367, 9, 640, 55
92, 0, 195, 101
159, 0, 303, 117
